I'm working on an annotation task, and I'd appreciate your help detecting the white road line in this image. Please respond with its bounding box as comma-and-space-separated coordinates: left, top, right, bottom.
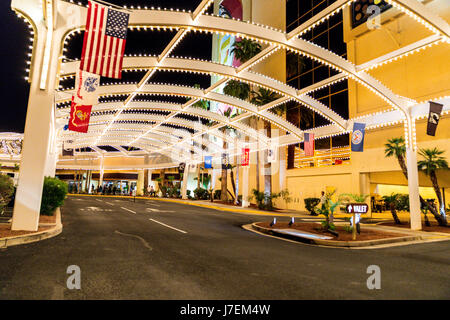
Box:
121, 207, 136, 214
105, 202, 115, 206
148, 202, 160, 207
149, 219, 187, 234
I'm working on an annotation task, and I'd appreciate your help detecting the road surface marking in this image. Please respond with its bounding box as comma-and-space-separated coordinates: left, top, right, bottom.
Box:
105, 202, 115, 206
114, 230, 152, 250
121, 207, 136, 214
149, 218, 187, 234
146, 208, 175, 213
148, 202, 160, 207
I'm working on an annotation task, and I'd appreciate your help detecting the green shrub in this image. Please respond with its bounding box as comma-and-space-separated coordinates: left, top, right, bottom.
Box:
249, 189, 291, 211
396, 194, 410, 212
0, 174, 15, 213
304, 198, 320, 215
40, 177, 68, 216
194, 187, 209, 200
214, 190, 221, 200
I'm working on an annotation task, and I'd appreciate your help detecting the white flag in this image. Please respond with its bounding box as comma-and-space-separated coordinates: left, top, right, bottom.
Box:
267, 147, 278, 163
74, 70, 100, 105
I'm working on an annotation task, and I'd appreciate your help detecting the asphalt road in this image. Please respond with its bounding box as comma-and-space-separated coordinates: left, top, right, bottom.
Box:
0, 195, 448, 299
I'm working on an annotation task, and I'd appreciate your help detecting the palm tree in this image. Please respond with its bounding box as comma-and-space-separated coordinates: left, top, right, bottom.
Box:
286, 52, 306, 79
251, 88, 282, 198
231, 38, 262, 63
223, 80, 250, 101
218, 107, 235, 202
220, 39, 262, 197
418, 148, 449, 225
384, 137, 446, 226
382, 194, 402, 225
193, 84, 210, 110
221, 80, 251, 203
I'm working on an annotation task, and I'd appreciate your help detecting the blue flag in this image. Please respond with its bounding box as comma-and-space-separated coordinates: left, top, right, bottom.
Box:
204, 156, 212, 169
351, 122, 366, 152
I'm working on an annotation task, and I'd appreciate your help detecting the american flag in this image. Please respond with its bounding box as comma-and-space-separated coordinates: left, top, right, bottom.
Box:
80, 1, 129, 79
304, 133, 315, 157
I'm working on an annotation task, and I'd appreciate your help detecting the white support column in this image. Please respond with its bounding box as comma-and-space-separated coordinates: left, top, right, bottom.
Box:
137, 170, 144, 196
44, 151, 58, 178
234, 140, 239, 205
182, 163, 190, 199
279, 146, 287, 192
147, 169, 153, 188
12, 10, 60, 230
84, 171, 89, 192
406, 148, 422, 230
99, 158, 104, 187
242, 165, 250, 208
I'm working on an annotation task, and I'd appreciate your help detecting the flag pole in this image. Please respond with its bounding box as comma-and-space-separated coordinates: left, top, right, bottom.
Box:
91, 0, 133, 12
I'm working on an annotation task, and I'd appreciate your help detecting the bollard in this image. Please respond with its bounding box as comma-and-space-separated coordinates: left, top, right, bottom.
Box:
288, 217, 294, 226
270, 217, 277, 227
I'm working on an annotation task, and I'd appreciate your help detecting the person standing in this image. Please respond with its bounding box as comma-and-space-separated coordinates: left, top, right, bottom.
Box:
319, 191, 326, 210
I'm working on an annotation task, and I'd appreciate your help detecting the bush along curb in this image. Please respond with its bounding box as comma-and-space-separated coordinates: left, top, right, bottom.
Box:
251, 223, 422, 248
0, 208, 62, 249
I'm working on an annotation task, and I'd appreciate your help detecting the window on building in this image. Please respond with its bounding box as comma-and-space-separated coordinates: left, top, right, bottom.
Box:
286, 0, 350, 169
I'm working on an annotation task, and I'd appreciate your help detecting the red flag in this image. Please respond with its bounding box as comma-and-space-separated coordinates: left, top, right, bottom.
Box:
241, 148, 250, 166
69, 97, 92, 133
304, 133, 315, 157
80, 1, 129, 79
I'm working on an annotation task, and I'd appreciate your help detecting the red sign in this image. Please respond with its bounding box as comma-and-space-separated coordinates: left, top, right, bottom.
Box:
68, 97, 92, 133
241, 148, 250, 166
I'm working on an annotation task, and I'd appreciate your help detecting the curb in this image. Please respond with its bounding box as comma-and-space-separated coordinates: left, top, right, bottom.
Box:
0, 208, 62, 249
251, 223, 422, 248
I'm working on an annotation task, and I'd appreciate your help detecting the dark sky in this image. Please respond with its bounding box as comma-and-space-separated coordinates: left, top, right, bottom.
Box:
0, 0, 30, 133
0, 0, 208, 133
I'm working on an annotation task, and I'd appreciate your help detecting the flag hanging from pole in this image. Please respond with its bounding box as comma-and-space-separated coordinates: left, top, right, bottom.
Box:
74, 70, 100, 105
68, 96, 92, 133
304, 133, 315, 157
222, 153, 231, 170
241, 148, 250, 166
351, 122, 366, 152
267, 147, 278, 163
204, 156, 212, 169
427, 101, 443, 136
80, 0, 130, 79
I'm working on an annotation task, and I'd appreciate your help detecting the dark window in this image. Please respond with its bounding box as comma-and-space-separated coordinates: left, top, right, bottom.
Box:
330, 90, 349, 119
286, 0, 350, 168
351, 0, 392, 29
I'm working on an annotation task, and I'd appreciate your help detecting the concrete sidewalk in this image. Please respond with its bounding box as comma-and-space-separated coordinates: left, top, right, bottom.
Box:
0, 208, 62, 248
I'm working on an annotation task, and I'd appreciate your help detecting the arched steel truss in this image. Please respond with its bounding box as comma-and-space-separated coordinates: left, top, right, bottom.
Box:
12, 0, 450, 162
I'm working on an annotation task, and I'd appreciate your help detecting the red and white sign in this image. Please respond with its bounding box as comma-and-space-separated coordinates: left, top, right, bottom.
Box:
74, 70, 100, 105
241, 148, 250, 166
68, 96, 92, 133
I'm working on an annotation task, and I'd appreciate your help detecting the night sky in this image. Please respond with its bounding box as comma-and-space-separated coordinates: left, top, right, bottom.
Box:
0, 0, 31, 133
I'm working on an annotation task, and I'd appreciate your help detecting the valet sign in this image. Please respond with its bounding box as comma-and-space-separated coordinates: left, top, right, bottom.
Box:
346, 203, 369, 214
